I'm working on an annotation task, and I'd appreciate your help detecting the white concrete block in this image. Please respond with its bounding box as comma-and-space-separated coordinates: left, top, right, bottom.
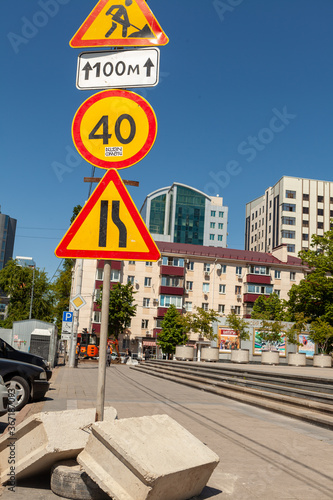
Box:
78, 414, 219, 500
0, 407, 117, 483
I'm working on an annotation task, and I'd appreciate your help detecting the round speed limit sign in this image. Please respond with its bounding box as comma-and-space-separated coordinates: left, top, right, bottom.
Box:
72, 90, 158, 170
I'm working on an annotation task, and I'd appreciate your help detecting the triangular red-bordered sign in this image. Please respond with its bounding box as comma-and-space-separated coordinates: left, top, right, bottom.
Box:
70, 0, 169, 48
55, 169, 161, 261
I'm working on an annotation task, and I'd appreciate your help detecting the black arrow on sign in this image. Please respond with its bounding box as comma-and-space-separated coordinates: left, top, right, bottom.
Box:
82, 62, 93, 81
143, 58, 154, 77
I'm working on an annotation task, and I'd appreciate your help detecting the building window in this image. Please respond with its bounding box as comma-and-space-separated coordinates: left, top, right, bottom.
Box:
286, 190, 296, 199
145, 261, 153, 267
318, 195, 324, 203
127, 276, 135, 285
282, 203, 296, 212
162, 256, 185, 267
247, 285, 273, 294
218, 223, 223, 230
211, 210, 216, 217
282, 216, 296, 225
141, 319, 149, 329
94, 289, 101, 302
111, 270, 120, 282
330, 210, 333, 217
144, 277, 152, 287
236, 266, 242, 276
185, 302, 192, 312
203, 283, 210, 293
287, 244, 295, 252
235, 286, 241, 294
318, 209, 324, 216
93, 312, 101, 323
96, 269, 103, 280
219, 211, 224, 218
160, 295, 182, 308
162, 277, 183, 287
234, 306, 241, 315
274, 270, 281, 279
302, 233, 309, 241
303, 194, 309, 201
218, 235, 223, 242
129, 261, 135, 265
303, 220, 309, 227
303, 207, 309, 214
186, 261, 194, 270
282, 230, 295, 239
186, 281, 193, 291
249, 265, 270, 275
219, 284, 226, 294
204, 263, 210, 272
210, 222, 215, 229
143, 298, 150, 307
218, 304, 225, 314
202, 303, 208, 311
209, 234, 215, 241
290, 272, 296, 281
317, 222, 324, 229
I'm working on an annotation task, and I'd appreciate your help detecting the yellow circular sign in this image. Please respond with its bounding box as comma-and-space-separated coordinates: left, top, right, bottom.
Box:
72, 90, 157, 169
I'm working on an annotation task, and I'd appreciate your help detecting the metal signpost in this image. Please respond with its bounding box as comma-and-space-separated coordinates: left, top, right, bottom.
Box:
56, 0, 168, 422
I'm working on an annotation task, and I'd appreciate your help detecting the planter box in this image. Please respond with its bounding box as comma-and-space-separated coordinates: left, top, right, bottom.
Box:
313, 354, 332, 368
201, 347, 219, 362
261, 351, 280, 365
288, 353, 306, 367
175, 346, 194, 361
230, 349, 249, 364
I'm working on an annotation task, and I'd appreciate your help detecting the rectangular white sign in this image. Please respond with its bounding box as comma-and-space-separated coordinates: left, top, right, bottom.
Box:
76, 48, 160, 90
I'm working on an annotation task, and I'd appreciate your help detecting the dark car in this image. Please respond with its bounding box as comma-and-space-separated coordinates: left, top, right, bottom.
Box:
0, 338, 52, 380
0, 358, 50, 412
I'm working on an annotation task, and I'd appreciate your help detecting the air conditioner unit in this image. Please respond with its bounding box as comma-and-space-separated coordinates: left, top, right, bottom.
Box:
237, 276, 242, 281
204, 294, 208, 300
153, 299, 159, 306
204, 273, 210, 279
216, 263, 222, 271
237, 294, 242, 299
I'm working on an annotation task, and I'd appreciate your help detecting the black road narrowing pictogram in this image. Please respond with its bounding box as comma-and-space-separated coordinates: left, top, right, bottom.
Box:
99, 200, 127, 248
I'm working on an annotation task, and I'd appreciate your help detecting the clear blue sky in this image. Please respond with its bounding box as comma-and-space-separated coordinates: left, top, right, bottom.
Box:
1, 0, 333, 279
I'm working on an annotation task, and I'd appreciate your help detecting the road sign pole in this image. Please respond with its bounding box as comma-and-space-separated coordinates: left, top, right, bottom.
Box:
95, 260, 111, 422
69, 259, 83, 368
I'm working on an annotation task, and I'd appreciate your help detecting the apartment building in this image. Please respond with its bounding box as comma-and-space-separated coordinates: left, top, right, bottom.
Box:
141, 183, 228, 248
70, 242, 306, 358
245, 176, 333, 256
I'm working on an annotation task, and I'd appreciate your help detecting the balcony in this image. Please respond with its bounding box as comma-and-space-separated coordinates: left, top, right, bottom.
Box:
157, 307, 182, 317
97, 260, 121, 270
159, 286, 184, 296
160, 265, 185, 277
243, 293, 270, 303
246, 275, 271, 284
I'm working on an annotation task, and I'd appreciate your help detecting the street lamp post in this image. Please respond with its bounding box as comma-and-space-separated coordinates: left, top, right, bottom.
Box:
29, 266, 35, 320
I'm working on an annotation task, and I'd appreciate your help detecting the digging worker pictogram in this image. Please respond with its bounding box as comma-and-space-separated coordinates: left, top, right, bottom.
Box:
105, 0, 133, 38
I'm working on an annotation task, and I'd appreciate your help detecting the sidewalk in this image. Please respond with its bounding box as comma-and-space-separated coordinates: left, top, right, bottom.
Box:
1, 361, 333, 499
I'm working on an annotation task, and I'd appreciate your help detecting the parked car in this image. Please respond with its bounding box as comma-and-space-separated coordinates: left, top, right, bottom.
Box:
0, 338, 52, 380
0, 375, 8, 416
0, 358, 50, 412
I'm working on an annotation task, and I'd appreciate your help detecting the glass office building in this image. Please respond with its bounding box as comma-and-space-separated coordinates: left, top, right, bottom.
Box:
141, 183, 228, 248
0, 211, 17, 270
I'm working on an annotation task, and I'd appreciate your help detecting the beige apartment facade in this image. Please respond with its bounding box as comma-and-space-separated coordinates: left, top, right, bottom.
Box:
69, 242, 306, 359
245, 176, 333, 256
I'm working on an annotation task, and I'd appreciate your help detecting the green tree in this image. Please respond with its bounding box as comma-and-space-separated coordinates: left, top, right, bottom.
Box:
97, 282, 137, 339
157, 305, 188, 356
284, 312, 308, 347
0, 260, 54, 328
308, 318, 333, 355
251, 294, 287, 321
226, 311, 250, 344
287, 227, 333, 325
184, 307, 219, 341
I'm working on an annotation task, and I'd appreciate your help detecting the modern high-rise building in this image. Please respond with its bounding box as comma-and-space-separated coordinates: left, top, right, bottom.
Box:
141, 183, 228, 248
0, 208, 17, 271
245, 176, 333, 256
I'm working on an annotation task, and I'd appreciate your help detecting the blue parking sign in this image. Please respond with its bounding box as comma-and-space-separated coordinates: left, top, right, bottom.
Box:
62, 311, 73, 322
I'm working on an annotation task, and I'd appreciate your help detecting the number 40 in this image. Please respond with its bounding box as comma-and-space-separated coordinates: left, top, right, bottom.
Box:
89, 114, 136, 145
